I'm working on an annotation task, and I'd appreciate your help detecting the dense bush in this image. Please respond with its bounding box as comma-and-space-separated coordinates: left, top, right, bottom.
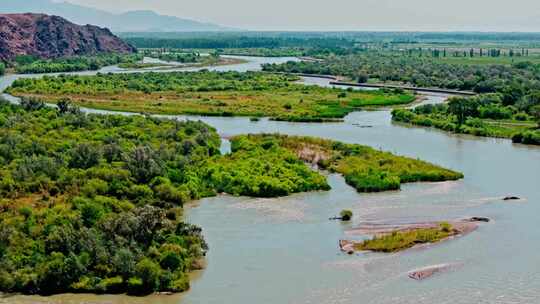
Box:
0, 102, 222, 295
205, 136, 330, 197
340, 210, 353, 221
229, 134, 463, 193
216, 48, 306, 57
513, 131, 540, 145
142, 50, 211, 63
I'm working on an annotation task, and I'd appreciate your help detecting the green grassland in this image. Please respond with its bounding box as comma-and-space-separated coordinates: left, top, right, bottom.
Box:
7, 71, 416, 122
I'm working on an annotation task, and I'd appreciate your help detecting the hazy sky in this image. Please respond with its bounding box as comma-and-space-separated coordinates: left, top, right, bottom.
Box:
63, 0, 540, 31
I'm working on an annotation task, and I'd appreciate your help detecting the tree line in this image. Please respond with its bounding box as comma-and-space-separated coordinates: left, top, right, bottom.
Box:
392, 94, 540, 145
12, 54, 143, 74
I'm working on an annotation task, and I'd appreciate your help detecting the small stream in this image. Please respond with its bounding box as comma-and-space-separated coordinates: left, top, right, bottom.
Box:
1, 56, 539, 304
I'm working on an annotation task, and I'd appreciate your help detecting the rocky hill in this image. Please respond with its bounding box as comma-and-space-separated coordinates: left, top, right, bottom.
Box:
0, 13, 136, 62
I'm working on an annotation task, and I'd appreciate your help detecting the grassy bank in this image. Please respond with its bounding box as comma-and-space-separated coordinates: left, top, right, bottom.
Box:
7, 71, 415, 122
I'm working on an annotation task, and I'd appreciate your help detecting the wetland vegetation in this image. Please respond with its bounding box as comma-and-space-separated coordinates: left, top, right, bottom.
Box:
6, 71, 415, 121
228, 134, 463, 192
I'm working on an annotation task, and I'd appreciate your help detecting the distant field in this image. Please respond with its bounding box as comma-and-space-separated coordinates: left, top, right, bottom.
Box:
435, 56, 540, 65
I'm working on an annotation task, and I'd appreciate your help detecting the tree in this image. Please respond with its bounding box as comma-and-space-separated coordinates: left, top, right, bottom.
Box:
20, 96, 45, 111
69, 143, 101, 169
357, 73, 369, 83
448, 97, 479, 126
340, 210, 353, 221
135, 258, 162, 292
531, 105, 540, 128
57, 98, 73, 114
126, 146, 164, 183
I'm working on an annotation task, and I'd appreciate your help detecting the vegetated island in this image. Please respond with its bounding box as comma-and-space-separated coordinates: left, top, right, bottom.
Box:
6, 71, 416, 122
340, 218, 483, 254
227, 134, 463, 193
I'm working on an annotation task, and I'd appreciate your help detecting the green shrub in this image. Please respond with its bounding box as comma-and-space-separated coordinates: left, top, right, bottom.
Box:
340, 210, 353, 221
96, 276, 124, 294
513, 112, 530, 121
168, 274, 190, 292
160, 251, 184, 271
521, 131, 540, 145
135, 258, 162, 293
81, 178, 108, 197
512, 132, 524, 143
345, 172, 401, 193
440, 222, 452, 233
127, 277, 144, 295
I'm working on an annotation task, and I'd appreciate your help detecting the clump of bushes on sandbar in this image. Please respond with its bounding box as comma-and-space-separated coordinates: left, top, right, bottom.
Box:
354, 223, 454, 253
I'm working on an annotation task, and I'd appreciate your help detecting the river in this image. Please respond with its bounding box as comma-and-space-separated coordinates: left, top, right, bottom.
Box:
1, 56, 539, 304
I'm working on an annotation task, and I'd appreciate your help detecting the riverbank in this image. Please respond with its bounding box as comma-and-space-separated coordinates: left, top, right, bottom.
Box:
392, 103, 540, 145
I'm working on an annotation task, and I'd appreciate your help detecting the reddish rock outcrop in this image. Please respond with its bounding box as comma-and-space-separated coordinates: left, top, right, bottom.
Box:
0, 13, 136, 62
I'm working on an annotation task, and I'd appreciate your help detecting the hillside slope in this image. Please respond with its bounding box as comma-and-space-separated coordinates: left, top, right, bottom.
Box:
0, 13, 136, 62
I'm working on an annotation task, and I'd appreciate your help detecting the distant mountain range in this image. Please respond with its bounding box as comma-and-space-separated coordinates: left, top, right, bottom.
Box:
0, 0, 230, 32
